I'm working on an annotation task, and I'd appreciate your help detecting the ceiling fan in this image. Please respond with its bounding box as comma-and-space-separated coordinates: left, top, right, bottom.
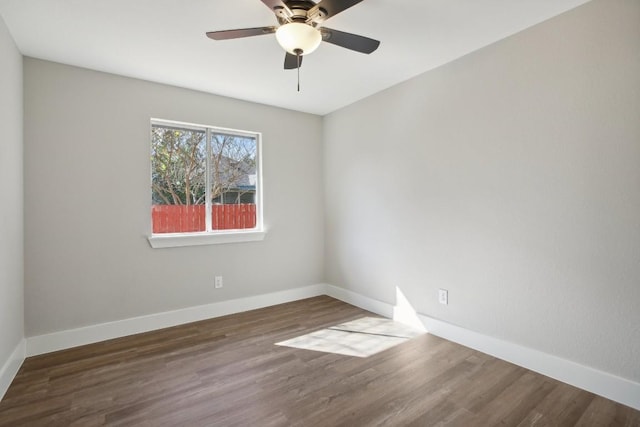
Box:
205, 0, 380, 73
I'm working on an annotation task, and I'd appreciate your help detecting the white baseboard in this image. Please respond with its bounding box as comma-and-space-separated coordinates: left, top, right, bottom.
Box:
326, 284, 640, 411
326, 284, 394, 318
0, 339, 25, 401
419, 314, 640, 411
26, 284, 327, 357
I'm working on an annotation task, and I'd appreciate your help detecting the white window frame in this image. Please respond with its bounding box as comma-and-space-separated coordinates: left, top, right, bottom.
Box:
147, 118, 265, 249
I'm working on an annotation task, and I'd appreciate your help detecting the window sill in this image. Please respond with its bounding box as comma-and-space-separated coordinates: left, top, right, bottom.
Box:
148, 229, 266, 249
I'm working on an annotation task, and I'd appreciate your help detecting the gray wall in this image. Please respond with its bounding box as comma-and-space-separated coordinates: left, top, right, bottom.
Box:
0, 15, 24, 365
324, 0, 640, 382
24, 59, 324, 336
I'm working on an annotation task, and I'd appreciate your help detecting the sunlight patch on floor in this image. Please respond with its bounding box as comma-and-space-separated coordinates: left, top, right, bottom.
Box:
276, 317, 424, 358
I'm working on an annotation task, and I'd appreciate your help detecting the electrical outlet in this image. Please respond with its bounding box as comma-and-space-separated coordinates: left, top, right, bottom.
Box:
438, 289, 448, 305
214, 276, 223, 289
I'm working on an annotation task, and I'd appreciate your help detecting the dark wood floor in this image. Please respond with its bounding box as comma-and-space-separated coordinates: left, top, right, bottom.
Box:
1, 296, 638, 426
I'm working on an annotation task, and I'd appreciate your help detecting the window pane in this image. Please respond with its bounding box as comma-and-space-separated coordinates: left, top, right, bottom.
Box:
210, 133, 257, 230
151, 125, 207, 233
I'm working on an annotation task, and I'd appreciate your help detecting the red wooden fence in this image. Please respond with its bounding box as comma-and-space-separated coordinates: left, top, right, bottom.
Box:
152, 204, 256, 233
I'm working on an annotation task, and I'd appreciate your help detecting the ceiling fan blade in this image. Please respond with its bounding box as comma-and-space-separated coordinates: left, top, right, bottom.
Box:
284, 52, 303, 69
259, 0, 293, 19
321, 27, 380, 54
309, 0, 364, 21
206, 26, 276, 40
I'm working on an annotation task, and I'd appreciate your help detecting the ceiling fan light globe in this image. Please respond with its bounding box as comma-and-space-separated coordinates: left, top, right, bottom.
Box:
276, 22, 322, 55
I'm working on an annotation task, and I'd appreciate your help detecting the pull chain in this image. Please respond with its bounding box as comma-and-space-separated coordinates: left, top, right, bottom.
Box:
295, 48, 302, 92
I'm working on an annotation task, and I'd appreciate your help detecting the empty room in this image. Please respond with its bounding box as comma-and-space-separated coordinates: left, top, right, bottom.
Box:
1, 0, 639, 425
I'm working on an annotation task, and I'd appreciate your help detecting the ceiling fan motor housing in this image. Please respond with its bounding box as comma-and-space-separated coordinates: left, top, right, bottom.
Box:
274, 1, 328, 25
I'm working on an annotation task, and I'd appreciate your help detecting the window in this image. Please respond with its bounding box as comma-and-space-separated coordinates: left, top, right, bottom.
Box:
148, 119, 264, 248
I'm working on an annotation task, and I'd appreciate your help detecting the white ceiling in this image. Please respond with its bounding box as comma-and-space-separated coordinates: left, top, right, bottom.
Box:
0, 0, 591, 115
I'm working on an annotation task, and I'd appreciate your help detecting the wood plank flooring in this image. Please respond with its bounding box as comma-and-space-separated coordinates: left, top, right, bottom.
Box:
1, 296, 638, 426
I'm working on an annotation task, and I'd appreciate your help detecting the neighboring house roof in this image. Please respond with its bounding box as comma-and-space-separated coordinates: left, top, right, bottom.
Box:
216, 156, 256, 191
